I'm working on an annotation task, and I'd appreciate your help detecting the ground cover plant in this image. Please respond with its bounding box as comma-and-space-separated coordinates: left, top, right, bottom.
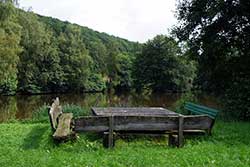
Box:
0, 105, 250, 167
0, 121, 250, 167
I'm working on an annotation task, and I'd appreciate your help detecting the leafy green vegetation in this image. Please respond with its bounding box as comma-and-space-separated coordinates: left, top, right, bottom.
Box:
173, 91, 198, 115
0, 121, 249, 167
31, 104, 89, 123
133, 35, 196, 92
0, 1, 140, 94
174, 0, 250, 120
0, 0, 21, 95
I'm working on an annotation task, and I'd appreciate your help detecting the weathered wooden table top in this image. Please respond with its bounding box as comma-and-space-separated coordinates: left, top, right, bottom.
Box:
91, 107, 179, 116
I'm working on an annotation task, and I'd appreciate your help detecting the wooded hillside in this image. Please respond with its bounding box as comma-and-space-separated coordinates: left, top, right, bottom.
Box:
0, 1, 141, 94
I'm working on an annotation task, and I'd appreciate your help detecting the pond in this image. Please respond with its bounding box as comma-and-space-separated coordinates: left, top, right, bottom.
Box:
0, 92, 221, 122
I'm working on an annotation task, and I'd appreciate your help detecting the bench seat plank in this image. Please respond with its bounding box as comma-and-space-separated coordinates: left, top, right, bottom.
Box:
186, 102, 219, 113
185, 106, 217, 118
184, 102, 219, 119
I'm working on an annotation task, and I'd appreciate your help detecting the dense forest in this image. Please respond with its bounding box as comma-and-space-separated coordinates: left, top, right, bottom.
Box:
0, 0, 194, 95
1, 0, 250, 120
0, 1, 141, 94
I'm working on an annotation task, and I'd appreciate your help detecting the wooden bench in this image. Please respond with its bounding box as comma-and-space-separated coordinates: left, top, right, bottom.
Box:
184, 102, 220, 134
74, 114, 214, 148
48, 97, 75, 141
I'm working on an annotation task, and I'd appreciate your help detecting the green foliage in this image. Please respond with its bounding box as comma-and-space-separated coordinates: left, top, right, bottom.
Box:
31, 104, 90, 123
1, 121, 250, 166
223, 77, 250, 121
88, 41, 107, 73
174, 91, 198, 114
17, 11, 64, 94
175, 0, 250, 120
37, 15, 140, 93
31, 105, 49, 123
115, 53, 133, 90
63, 104, 90, 117
133, 35, 196, 92
0, 1, 21, 95
105, 41, 120, 89
58, 24, 93, 92
86, 74, 106, 92
0, 4, 140, 95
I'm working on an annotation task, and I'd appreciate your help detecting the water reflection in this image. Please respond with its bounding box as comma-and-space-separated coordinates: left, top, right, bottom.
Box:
0, 92, 220, 122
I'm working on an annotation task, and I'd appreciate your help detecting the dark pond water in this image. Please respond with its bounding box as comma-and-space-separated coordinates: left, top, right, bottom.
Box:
0, 92, 221, 122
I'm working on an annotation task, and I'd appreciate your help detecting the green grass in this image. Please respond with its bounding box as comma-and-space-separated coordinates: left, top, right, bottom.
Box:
0, 121, 250, 167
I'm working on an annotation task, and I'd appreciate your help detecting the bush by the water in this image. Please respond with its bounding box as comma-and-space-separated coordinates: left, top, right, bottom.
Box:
173, 91, 198, 114
31, 104, 90, 123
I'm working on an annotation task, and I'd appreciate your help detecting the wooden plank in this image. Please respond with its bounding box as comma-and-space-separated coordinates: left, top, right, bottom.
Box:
92, 107, 179, 117
183, 115, 213, 130
186, 102, 219, 113
108, 116, 114, 148
74, 116, 109, 132
178, 116, 184, 147
185, 105, 217, 116
53, 113, 73, 140
75, 116, 180, 132
74, 115, 213, 133
185, 105, 217, 118
114, 116, 179, 131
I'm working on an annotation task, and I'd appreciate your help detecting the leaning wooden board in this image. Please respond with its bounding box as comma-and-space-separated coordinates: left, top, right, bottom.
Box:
48, 98, 75, 141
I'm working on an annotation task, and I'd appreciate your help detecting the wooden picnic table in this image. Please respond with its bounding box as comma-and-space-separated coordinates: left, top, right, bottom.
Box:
48, 98, 215, 148
91, 107, 180, 117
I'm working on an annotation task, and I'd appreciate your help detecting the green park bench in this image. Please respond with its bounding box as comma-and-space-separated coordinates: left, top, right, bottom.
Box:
184, 102, 220, 135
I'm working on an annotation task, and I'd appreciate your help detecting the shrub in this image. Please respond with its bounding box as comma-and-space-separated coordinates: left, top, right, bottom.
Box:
173, 91, 198, 114
31, 104, 90, 123
223, 77, 250, 121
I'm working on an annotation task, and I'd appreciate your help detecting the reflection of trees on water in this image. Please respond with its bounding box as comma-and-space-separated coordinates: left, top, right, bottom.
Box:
0, 92, 220, 122
16, 95, 44, 120
0, 96, 17, 122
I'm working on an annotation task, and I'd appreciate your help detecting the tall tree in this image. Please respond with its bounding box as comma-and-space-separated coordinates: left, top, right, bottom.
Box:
17, 11, 62, 93
0, 1, 21, 95
175, 0, 250, 120
105, 41, 120, 90
133, 35, 196, 92
115, 53, 133, 90
58, 24, 92, 92
174, 0, 250, 91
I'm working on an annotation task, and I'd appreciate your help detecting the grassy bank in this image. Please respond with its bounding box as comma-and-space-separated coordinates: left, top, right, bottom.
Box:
0, 121, 250, 167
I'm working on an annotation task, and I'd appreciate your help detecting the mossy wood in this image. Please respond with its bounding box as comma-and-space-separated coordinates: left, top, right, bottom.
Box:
48, 98, 74, 141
